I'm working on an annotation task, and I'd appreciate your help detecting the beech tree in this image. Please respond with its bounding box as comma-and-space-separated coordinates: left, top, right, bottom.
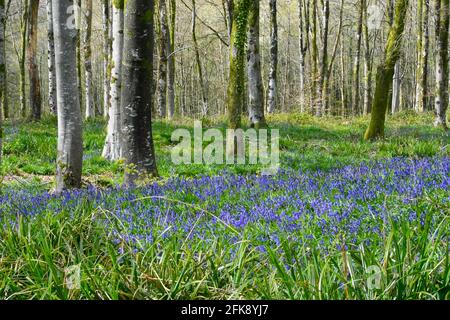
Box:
227, 0, 251, 129
102, 0, 111, 118
0, 0, 4, 163
53, 0, 83, 191
121, 0, 158, 184
364, 0, 409, 140
46, 0, 57, 115
434, 0, 449, 129
414, 0, 429, 113
267, 0, 277, 114
247, 0, 265, 128
157, 0, 169, 118
103, 0, 124, 161
83, 0, 94, 119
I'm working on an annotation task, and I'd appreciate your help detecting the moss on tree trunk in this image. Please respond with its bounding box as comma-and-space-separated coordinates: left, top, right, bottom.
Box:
364, 0, 409, 140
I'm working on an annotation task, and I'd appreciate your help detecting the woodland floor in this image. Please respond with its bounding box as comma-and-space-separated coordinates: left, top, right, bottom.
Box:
0, 111, 449, 299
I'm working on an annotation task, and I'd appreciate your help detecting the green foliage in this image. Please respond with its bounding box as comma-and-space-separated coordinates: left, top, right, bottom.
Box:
1, 112, 448, 186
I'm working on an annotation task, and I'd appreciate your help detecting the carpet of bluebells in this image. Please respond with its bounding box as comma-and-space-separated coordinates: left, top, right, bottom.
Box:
1, 156, 449, 299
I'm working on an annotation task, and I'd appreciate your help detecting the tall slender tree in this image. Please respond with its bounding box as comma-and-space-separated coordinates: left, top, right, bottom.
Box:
102, 0, 111, 118
0, 0, 4, 163
352, 0, 364, 116
434, 0, 449, 129
1, 0, 8, 120
53, 0, 83, 191
46, 0, 57, 115
297, 0, 309, 113
365, 0, 409, 140
122, 0, 158, 184
27, 0, 41, 121
83, 0, 94, 119
167, 0, 176, 119
363, 0, 373, 115
267, 0, 277, 114
103, 0, 124, 160
247, 0, 265, 128
157, 0, 169, 118
414, 0, 429, 113
227, 0, 251, 129
192, 0, 208, 117
19, 0, 28, 118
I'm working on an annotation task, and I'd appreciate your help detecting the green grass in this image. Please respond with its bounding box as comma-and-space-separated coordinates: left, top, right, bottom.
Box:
2, 111, 448, 187
0, 111, 448, 300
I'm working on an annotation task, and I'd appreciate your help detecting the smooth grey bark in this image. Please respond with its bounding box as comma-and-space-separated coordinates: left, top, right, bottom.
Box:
267, 0, 277, 114
46, 0, 57, 115
53, 0, 83, 191
121, 0, 158, 184
391, 61, 401, 113
167, 0, 176, 119
102, 2, 124, 161
84, 0, 94, 119
297, 0, 309, 113
28, 0, 41, 121
102, 0, 112, 118
247, 0, 265, 128
363, 0, 372, 115
352, 0, 364, 116
434, 0, 449, 129
316, 0, 329, 116
19, 0, 28, 118
414, 0, 429, 113
157, 0, 169, 118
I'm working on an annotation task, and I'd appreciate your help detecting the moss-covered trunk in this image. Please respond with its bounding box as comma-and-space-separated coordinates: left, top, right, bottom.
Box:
364, 0, 409, 140
227, 0, 251, 129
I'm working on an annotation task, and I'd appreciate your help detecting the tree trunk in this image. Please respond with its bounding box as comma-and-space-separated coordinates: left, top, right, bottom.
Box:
20, 0, 28, 118
192, 0, 208, 117
267, 0, 277, 114
102, 0, 124, 161
75, 0, 82, 115
46, 0, 57, 115
157, 0, 169, 119
363, 0, 372, 115
391, 61, 401, 113
434, 0, 449, 129
247, 0, 265, 128
227, 0, 251, 129
53, 0, 83, 192
27, 0, 41, 121
322, 0, 344, 114
365, 0, 409, 140
297, 0, 308, 113
310, 0, 319, 114
317, 0, 329, 116
122, 0, 158, 184
415, 0, 429, 113
167, 0, 176, 119
84, 0, 94, 119
0, 0, 4, 161
352, 0, 364, 116
102, 0, 111, 119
